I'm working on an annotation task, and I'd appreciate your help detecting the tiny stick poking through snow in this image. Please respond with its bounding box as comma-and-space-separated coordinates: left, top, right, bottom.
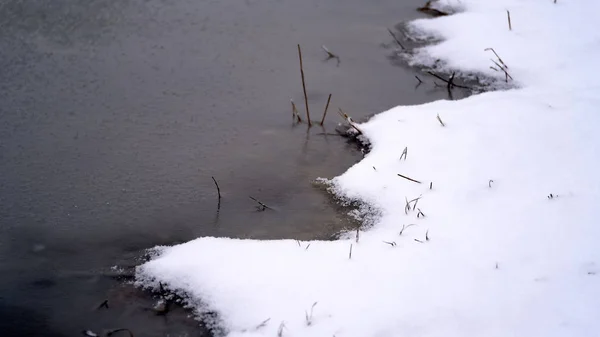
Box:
277, 322, 286, 337
397, 173, 422, 184
437, 114, 446, 127
254, 318, 270, 330
507, 10, 512, 31
305, 302, 318, 326
400, 147, 408, 161
399, 224, 417, 235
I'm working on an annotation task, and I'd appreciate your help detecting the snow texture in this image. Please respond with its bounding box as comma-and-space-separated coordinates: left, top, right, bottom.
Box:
136, 1, 600, 336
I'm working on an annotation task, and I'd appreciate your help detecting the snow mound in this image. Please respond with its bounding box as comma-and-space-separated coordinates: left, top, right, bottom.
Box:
137, 1, 600, 336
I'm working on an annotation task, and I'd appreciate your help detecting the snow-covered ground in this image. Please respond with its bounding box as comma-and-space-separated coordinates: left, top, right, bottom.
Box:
136, 1, 600, 336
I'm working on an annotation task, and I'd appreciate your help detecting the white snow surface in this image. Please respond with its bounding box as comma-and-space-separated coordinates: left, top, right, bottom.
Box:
136, 1, 600, 336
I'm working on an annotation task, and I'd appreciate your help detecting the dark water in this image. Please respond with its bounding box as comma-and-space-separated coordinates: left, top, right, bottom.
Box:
0, 0, 464, 335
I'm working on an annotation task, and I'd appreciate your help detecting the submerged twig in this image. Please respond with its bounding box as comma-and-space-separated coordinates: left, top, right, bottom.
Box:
447, 72, 455, 89
348, 243, 353, 259
249, 196, 272, 211
297, 44, 311, 126
96, 299, 109, 310
387, 28, 405, 49
383, 241, 397, 247
506, 10, 512, 31
427, 71, 471, 89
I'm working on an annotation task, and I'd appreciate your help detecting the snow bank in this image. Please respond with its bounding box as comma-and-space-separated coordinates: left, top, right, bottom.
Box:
137, 1, 600, 336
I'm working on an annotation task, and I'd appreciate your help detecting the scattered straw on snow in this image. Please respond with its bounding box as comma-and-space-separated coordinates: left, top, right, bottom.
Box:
137, 1, 600, 336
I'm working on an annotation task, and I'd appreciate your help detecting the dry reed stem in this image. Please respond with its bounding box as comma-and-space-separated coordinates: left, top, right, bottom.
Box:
320, 94, 332, 125
297, 44, 311, 126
